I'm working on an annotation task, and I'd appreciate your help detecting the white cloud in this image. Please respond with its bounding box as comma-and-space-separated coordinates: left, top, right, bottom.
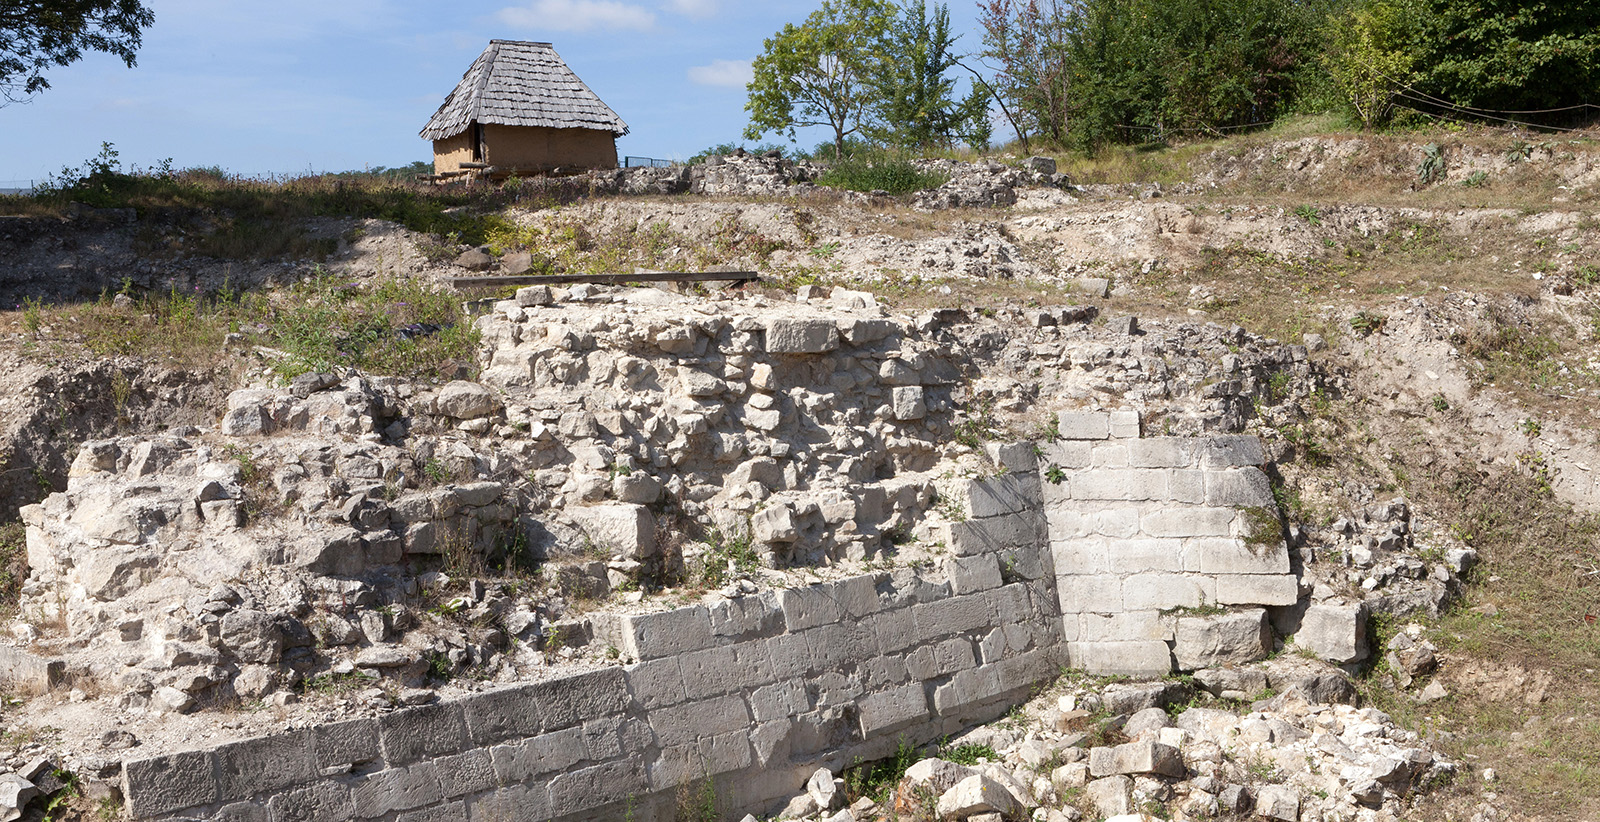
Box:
687, 58, 753, 88
664, 0, 718, 17
496, 0, 656, 33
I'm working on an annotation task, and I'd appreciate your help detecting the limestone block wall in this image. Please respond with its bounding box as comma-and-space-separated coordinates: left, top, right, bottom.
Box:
113, 412, 1297, 820
1041, 410, 1298, 677
118, 476, 1062, 822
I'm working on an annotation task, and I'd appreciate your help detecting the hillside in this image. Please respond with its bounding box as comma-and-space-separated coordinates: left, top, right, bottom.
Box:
0, 122, 1597, 822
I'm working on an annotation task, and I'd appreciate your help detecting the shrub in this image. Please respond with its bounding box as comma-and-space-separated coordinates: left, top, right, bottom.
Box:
817, 156, 947, 195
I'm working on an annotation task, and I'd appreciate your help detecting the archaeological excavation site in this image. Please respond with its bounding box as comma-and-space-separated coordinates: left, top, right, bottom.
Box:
2, 134, 1599, 822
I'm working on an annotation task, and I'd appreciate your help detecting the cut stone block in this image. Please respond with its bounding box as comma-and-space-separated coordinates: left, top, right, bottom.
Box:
1088, 740, 1185, 777
1294, 602, 1370, 664
1214, 574, 1299, 606
1121, 573, 1209, 611
1108, 410, 1141, 438
608, 606, 714, 661
1203, 467, 1274, 507
1141, 508, 1236, 538
1126, 437, 1196, 468
935, 775, 1018, 820
214, 731, 313, 801
949, 511, 1045, 557
1198, 436, 1265, 468
859, 683, 930, 735
1173, 609, 1271, 671
122, 751, 217, 818
1069, 641, 1172, 678
891, 386, 926, 420
1070, 469, 1168, 501
766, 318, 839, 353
571, 503, 657, 559
945, 554, 1003, 594
1086, 775, 1133, 818
1182, 537, 1289, 575
1057, 410, 1110, 440
962, 475, 1036, 518
1255, 785, 1300, 821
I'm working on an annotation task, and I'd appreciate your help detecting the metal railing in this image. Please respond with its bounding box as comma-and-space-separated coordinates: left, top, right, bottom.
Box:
622, 156, 675, 169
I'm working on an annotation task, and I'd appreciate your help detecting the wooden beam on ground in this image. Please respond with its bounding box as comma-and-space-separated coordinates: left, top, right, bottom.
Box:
450, 271, 760, 289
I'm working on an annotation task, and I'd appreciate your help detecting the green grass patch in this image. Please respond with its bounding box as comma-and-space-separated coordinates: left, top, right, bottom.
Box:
817, 156, 947, 195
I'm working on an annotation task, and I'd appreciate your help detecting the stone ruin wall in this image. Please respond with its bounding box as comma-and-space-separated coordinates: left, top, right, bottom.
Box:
115, 410, 1295, 822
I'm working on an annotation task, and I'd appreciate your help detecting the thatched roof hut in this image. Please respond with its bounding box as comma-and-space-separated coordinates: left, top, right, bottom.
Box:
421, 40, 629, 179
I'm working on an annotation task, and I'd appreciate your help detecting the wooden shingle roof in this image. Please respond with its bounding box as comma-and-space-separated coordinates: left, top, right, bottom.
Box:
420, 40, 629, 140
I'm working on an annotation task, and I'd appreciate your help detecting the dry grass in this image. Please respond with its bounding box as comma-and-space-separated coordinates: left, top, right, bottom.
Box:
0, 163, 596, 258
4, 275, 482, 381
1360, 465, 1600, 820
0, 522, 25, 620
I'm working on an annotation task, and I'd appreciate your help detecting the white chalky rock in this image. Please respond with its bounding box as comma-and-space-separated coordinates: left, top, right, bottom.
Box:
935, 775, 1017, 819
571, 503, 657, 558
902, 759, 975, 796
1254, 785, 1300, 821
1085, 776, 1132, 817
892, 386, 927, 420
1088, 740, 1185, 777
1173, 609, 1271, 670
1294, 603, 1370, 663
436, 381, 498, 419
807, 767, 840, 810
752, 504, 798, 543
766, 318, 839, 353
514, 285, 553, 306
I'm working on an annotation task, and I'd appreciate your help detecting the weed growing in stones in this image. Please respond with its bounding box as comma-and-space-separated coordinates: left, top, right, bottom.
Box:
674, 774, 720, 822
1241, 506, 1285, 554
952, 397, 999, 448
694, 521, 759, 590
25, 274, 479, 381
299, 670, 374, 695
843, 737, 922, 805
941, 742, 999, 766
1349, 311, 1386, 337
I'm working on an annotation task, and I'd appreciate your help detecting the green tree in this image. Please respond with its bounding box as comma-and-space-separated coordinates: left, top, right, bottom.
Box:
871, 0, 963, 150
976, 0, 1075, 147
955, 84, 995, 151
1322, 0, 1417, 130
744, 0, 895, 160
0, 0, 155, 104
1406, 0, 1600, 117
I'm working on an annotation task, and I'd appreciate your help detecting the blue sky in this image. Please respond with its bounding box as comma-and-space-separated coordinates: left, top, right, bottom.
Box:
0, 0, 992, 184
